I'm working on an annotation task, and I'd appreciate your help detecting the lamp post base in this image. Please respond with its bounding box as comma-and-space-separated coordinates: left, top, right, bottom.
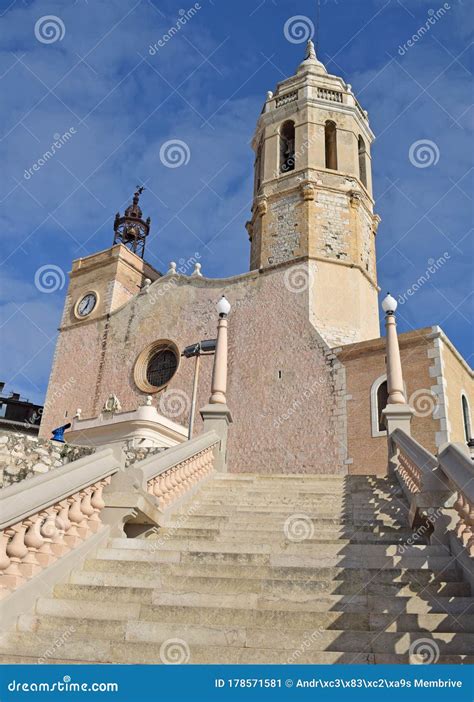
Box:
199, 403, 233, 472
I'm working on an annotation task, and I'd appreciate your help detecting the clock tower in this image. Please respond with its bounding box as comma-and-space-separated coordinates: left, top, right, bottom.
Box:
247, 40, 381, 346
61, 189, 159, 329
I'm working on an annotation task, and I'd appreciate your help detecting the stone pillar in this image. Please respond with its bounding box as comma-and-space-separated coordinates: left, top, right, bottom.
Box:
385, 313, 406, 405
382, 306, 413, 442
209, 315, 229, 405
200, 297, 233, 471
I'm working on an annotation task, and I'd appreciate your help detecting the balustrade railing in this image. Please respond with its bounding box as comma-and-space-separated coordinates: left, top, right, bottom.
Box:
0, 447, 120, 597
317, 87, 343, 103
438, 443, 474, 557
140, 432, 219, 511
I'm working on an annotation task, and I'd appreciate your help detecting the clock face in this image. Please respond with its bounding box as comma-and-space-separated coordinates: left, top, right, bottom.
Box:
77, 292, 97, 317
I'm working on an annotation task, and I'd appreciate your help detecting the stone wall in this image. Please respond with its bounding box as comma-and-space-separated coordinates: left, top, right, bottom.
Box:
0, 432, 94, 488
41, 262, 346, 475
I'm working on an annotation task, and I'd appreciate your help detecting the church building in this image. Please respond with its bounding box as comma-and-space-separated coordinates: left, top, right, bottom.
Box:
40, 41, 473, 476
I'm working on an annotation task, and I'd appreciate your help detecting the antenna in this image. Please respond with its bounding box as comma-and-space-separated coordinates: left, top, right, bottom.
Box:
316, 0, 321, 53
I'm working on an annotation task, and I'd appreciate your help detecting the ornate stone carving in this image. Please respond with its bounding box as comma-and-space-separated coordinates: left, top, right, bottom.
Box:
102, 394, 122, 414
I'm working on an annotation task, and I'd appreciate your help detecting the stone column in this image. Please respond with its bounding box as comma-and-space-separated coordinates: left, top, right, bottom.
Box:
200, 297, 233, 472
385, 312, 406, 405
381, 302, 413, 443
209, 315, 228, 405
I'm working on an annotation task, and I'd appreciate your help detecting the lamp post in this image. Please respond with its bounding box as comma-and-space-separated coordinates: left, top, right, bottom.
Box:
381, 292, 413, 440
209, 295, 231, 405
199, 295, 233, 472
381, 293, 406, 405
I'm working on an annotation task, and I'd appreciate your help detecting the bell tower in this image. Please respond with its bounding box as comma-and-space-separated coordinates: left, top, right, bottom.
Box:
247, 40, 381, 346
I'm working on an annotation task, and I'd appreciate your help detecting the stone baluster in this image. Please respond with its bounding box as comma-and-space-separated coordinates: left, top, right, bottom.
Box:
5, 524, 29, 582
0, 531, 11, 573
24, 516, 48, 569
68, 493, 88, 540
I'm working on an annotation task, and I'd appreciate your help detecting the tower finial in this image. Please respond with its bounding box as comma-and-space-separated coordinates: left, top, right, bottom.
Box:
113, 186, 151, 259
305, 39, 316, 61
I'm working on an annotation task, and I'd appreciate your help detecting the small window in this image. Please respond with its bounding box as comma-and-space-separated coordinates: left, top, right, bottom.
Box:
146, 347, 178, 388
254, 138, 264, 194
280, 120, 295, 173
325, 121, 338, 170
377, 380, 389, 432
358, 135, 367, 188
462, 394, 472, 443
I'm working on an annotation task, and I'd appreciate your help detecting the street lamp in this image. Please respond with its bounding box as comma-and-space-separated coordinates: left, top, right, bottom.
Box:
381, 293, 397, 315
209, 296, 231, 404
382, 292, 406, 405
182, 339, 216, 440
216, 295, 231, 317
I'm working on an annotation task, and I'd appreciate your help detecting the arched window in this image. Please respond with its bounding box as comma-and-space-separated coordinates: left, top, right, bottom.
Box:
254, 138, 264, 195
358, 135, 367, 188
462, 393, 472, 443
280, 121, 295, 173
377, 381, 389, 432
325, 120, 338, 170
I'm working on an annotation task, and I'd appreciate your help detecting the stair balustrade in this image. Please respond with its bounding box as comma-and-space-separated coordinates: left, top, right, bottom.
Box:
0, 446, 121, 596
389, 428, 474, 578
438, 442, 474, 558
141, 433, 219, 510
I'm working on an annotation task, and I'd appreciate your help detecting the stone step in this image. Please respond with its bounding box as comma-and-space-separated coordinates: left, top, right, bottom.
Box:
67, 570, 471, 599
162, 518, 415, 537
0, 643, 471, 666
27, 616, 474, 654
55, 582, 474, 617
21, 599, 474, 637
109, 538, 445, 558
154, 528, 429, 545
169, 510, 409, 528
83, 558, 460, 583
97, 545, 453, 571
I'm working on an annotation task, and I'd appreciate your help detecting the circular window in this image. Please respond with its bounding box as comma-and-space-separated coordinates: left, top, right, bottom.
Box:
134, 340, 180, 393
146, 347, 178, 388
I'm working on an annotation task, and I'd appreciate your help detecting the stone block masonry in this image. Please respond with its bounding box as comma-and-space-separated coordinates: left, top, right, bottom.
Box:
0, 431, 93, 488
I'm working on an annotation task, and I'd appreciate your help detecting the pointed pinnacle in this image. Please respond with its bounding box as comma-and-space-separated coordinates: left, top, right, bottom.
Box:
306, 39, 316, 61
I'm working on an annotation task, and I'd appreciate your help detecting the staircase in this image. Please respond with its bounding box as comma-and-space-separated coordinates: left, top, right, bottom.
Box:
1, 473, 473, 664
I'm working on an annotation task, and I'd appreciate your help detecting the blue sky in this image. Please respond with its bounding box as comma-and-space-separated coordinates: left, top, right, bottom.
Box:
0, 0, 472, 405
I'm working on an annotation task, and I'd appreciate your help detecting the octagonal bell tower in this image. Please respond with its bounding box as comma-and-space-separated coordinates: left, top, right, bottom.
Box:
247, 40, 381, 346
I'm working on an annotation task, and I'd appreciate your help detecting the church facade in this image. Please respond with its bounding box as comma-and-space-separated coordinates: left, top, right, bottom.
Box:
40, 42, 473, 476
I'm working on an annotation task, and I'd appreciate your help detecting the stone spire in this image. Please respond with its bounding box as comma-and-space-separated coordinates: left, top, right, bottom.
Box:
297, 38, 327, 74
